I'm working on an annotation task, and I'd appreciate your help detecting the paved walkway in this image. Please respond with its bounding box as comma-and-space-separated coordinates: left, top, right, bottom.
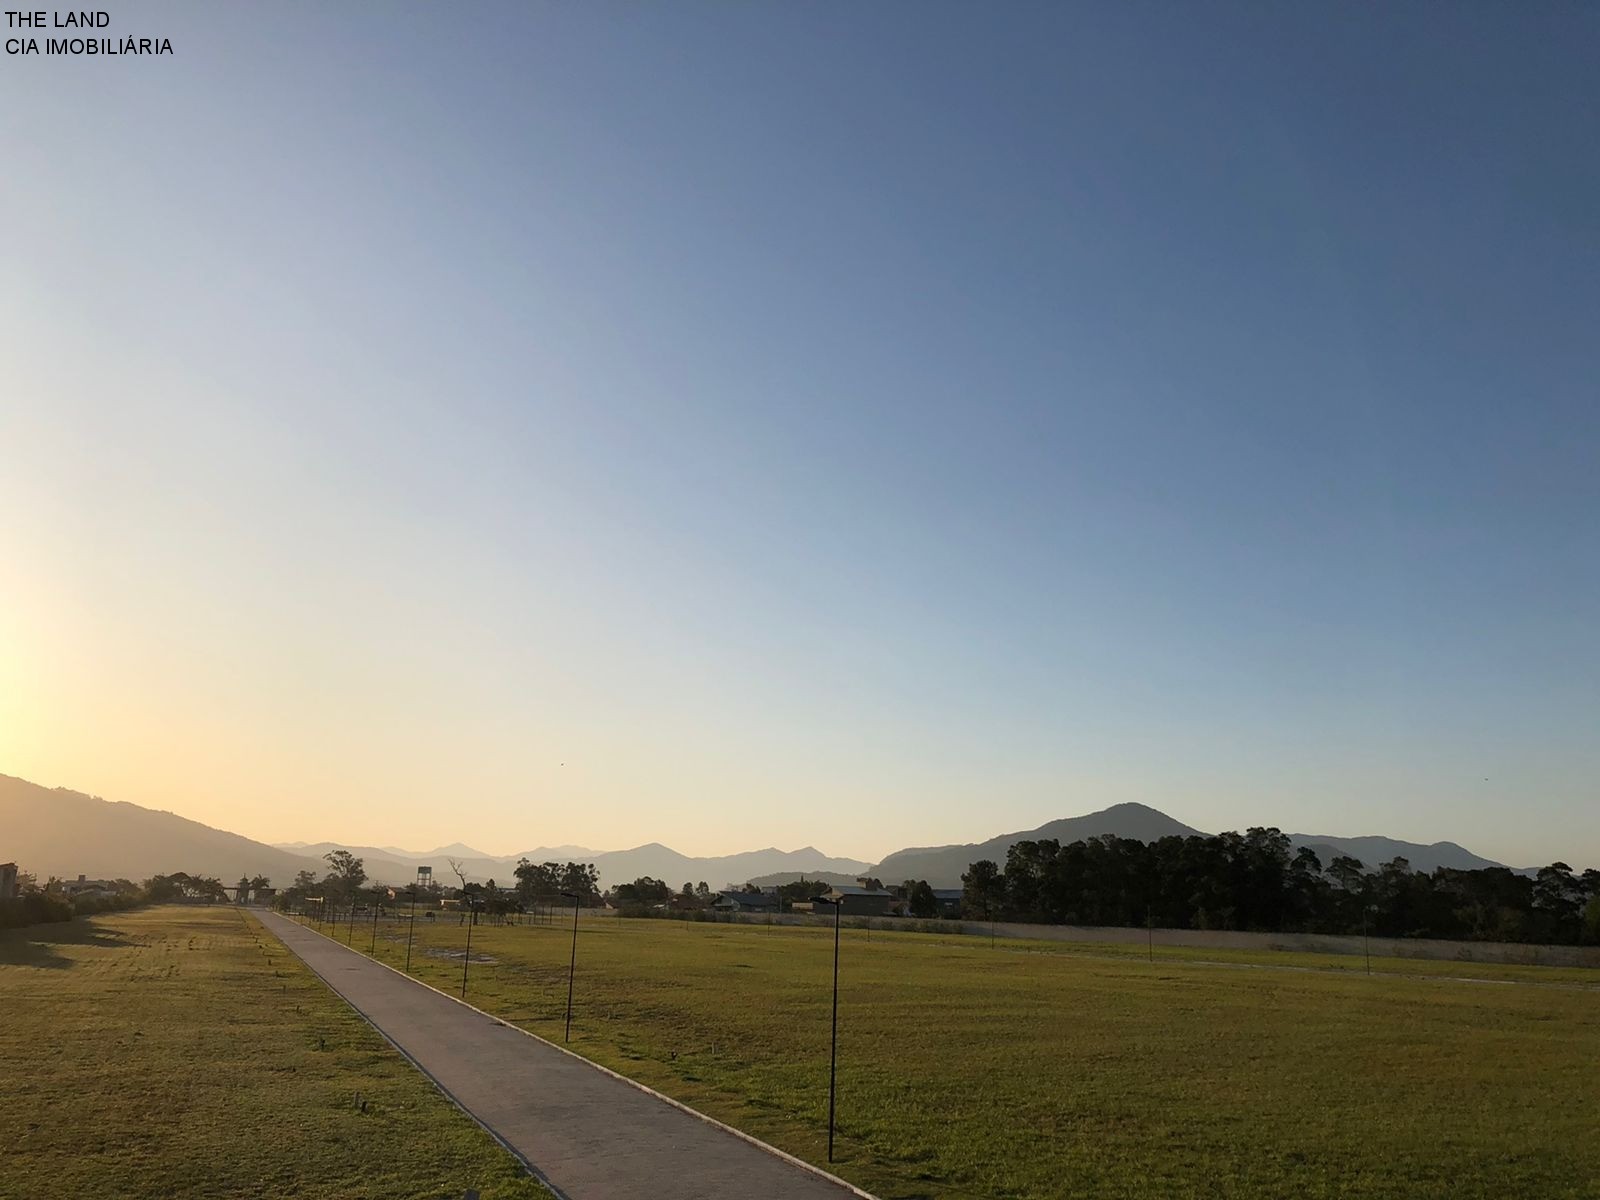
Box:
258, 911, 866, 1200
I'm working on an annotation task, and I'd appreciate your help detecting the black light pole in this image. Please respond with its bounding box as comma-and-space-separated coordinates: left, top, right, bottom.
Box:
461, 898, 475, 998
405, 886, 418, 974
561, 891, 581, 1042
1147, 905, 1154, 964
1363, 904, 1375, 976
814, 894, 843, 1163
369, 895, 380, 954
347, 895, 357, 945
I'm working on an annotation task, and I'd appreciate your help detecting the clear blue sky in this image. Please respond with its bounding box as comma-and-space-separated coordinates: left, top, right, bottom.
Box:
3, 2, 1596, 866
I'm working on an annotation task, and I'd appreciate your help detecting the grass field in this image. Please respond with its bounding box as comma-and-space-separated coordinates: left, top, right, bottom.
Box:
0, 906, 546, 1200
976, 930, 1600, 987
303, 909, 1600, 1200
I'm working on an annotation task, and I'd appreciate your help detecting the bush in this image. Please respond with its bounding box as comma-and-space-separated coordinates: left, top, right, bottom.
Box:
0, 890, 143, 930
0, 892, 74, 930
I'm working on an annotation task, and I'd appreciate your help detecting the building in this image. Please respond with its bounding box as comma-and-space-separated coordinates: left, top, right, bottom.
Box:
817, 882, 894, 917
0, 862, 17, 901
61, 874, 117, 899
713, 890, 779, 914
929, 888, 964, 917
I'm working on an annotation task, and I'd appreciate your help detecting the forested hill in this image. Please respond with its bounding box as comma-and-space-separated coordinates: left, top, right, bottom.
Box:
874, 803, 1207, 888
953, 827, 1597, 947
871, 802, 1516, 888
0, 772, 868, 890
0, 773, 322, 884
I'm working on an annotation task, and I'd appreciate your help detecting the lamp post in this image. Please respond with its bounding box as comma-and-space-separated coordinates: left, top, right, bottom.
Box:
566, 896, 585, 1043
369, 894, 380, 954
1363, 903, 1377, 976
813, 894, 843, 1163
461, 896, 476, 998
405, 885, 418, 974
347, 895, 357, 946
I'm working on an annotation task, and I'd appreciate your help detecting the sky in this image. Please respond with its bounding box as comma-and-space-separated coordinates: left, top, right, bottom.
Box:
2, 2, 1597, 867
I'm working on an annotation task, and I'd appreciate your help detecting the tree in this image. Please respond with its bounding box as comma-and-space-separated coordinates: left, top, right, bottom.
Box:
1583, 895, 1600, 945
513, 859, 560, 904
1327, 855, 1366, 893
1533, 862, 1582, 941
144, 874, 182, 902
560, 862, 601, 902
613, 877, 671, 908
323, 850, 366, 901
906, 880, 939, 919
962, 860, 1005, 920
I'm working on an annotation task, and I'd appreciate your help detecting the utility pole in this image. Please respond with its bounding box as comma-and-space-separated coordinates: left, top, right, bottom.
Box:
405, 886, 418, 973
461, 899, 475, 997
826, 896, 841, 1162
561, 892, 581, 1041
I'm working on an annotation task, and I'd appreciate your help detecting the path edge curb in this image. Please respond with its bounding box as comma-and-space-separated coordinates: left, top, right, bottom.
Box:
247, 910, 575, 1199
259, 910, 880, 1200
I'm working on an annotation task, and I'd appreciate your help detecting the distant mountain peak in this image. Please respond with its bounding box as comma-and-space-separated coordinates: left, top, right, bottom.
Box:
873, 802, 1207, 888
428, 842, 493, 858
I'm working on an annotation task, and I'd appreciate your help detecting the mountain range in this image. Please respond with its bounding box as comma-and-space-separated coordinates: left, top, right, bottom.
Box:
1, 770, 1533, 894
1, 773, 327, 885
266, 838, 874, 892
873, 802, 1513, 888
0, 773, 867, 889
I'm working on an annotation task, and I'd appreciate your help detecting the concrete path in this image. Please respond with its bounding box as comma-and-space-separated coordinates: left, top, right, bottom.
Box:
258, 910, 867, 1200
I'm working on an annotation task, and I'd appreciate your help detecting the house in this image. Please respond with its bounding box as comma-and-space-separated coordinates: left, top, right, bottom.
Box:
816, 882, 894, 917
929, 888, 963, 917
61, 874, 116, 899
713, 890, 779, 914
0, 862, 17, 901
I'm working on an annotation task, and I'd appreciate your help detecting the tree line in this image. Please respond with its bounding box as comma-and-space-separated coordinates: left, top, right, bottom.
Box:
955, 829, 1600, 945
270, 851, 605, 920
0, 870, 232, 930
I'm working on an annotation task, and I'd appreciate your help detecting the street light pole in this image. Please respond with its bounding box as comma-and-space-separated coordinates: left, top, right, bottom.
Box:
405, 886, 418, 974
813, 894, 843, 1163
370, 895, 380, 954
347, 895, 357, 945
561, 891, 581, 1042
461, 897, 477, 997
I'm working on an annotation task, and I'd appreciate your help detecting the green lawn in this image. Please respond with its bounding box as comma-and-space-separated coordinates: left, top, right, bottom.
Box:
0, 906, 546, 1200
980, 931, 1600, 987
311, 909, 1600, 1200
